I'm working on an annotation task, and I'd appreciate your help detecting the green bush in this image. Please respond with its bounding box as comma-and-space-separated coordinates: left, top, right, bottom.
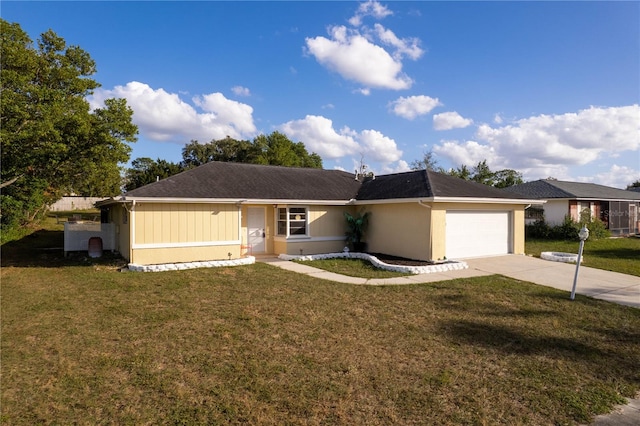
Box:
525, 215, 610, 241
584, 217, 610, 240
525, 219, 551, 239
550, 215, 581, 240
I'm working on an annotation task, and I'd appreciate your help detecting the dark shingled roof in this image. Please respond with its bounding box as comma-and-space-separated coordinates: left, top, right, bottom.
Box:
124, 161, 362, 201
121, 162, 533, 202
504, 179, 640, 201
355, 170, 531, 200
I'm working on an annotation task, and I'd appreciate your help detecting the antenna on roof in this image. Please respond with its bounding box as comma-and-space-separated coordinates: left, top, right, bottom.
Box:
355, 169, 359, 180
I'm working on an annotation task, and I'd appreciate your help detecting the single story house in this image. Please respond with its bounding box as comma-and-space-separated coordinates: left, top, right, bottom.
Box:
96, 162, 538, 265
504, 179, 640, 235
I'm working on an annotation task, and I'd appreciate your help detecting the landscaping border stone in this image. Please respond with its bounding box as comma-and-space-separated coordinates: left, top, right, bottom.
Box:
128, 256, 256, 272
278, 252, 468, 274
540, 251, 582, 264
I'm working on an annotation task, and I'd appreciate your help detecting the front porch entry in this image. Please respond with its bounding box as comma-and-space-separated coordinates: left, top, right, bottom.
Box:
247, 207, 266, 254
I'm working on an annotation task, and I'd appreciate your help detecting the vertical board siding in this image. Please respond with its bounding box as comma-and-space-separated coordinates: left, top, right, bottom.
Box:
135, 203, 238, 245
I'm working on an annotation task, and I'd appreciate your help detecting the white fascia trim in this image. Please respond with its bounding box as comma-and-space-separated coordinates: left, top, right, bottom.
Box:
352, 197, 543, 205
251, 199, 352, 206
432, 197, 545, 205
132, 240, 241, 250
575, 198, 640, 202
105, 197, 352, 206
351, 197, 433, 205
273, 236, 344, 243
120, 197, 242, 204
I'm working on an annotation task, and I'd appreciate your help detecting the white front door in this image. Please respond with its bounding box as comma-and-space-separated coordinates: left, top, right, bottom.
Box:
247, 207, 266, 254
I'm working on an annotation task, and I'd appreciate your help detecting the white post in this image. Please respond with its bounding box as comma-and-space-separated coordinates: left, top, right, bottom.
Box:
570, 225, 589, 301
570, 240, 585, 300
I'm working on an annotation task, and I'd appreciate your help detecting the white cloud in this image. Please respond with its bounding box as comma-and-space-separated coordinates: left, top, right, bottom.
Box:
493, 113, 503, 124
349, 0, 393, 27
389, 95, 441, 120
192, 93, 256, 134
88, 81, 256, 143
577, 164, 640, 189
279, 115, 402, 165
279, 115, 360, 159
433, 140, 500, 168
231, 86, 251, 97
380, 159, 411, 175
359, 129, 402, 162
373, 24, 423, 60
476, 105, 639, 167
432, 105, 640, 180
305, 25, 416, 91
433, 111, 474, 130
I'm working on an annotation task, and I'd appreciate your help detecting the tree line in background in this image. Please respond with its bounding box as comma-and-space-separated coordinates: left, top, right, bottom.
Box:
409, 151, 525, 189
125, 132, 322, 191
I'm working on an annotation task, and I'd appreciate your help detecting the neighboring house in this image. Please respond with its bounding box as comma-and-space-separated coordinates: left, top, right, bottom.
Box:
504, 179, 640, 235
96, 162, 537, 265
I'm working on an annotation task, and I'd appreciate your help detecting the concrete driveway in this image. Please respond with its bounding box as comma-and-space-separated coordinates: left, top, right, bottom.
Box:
465, 255, 640, 308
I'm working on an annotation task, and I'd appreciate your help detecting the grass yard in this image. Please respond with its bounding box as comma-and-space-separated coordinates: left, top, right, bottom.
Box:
296, 258, 411, 279
2, 227, 640, 425
526, 237, 640, 277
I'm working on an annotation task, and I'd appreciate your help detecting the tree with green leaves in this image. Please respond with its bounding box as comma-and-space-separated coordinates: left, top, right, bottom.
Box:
1, 20, 138, 238
410, 149, 440, 171
181, 136, 254, 168
124, 158, 184, 192
252, 131, 322, 168
627, 179, 640, 190
181, 132, 322, 169
444, 160, 523, 188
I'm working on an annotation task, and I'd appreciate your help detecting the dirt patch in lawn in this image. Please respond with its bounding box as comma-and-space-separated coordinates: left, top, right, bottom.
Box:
367, 252, 435, 267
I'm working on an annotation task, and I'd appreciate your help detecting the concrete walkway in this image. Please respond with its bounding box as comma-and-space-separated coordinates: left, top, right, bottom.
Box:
464, 255, 640, 308
260, 255, 640, 308
258, 255, 640, 425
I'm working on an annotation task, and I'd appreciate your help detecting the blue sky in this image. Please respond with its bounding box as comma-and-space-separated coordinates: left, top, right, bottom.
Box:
5, 1, 639, 188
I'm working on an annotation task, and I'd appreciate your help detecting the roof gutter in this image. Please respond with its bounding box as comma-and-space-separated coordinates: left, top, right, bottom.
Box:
95, 196, 354, 206
352, 196, 544, 205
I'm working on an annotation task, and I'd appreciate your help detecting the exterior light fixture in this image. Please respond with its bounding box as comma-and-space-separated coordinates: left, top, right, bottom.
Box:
570, 225, 589, 300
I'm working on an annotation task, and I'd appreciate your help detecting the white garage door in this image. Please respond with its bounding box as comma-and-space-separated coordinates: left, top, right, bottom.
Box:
445, 211, 511, 259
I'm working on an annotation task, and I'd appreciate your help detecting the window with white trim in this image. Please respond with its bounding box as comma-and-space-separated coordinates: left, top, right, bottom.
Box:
276, 207, 308, 237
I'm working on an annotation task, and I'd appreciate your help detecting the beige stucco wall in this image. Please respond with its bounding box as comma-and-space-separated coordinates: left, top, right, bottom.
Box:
276, 239, 346, 256
365, 203, 432, 261
308, 206, 348, 237
430, 202, 525, 260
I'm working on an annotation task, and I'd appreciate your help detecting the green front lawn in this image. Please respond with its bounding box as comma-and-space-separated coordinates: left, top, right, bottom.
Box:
526, 237, 640, 276
2, 229, 639, 424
